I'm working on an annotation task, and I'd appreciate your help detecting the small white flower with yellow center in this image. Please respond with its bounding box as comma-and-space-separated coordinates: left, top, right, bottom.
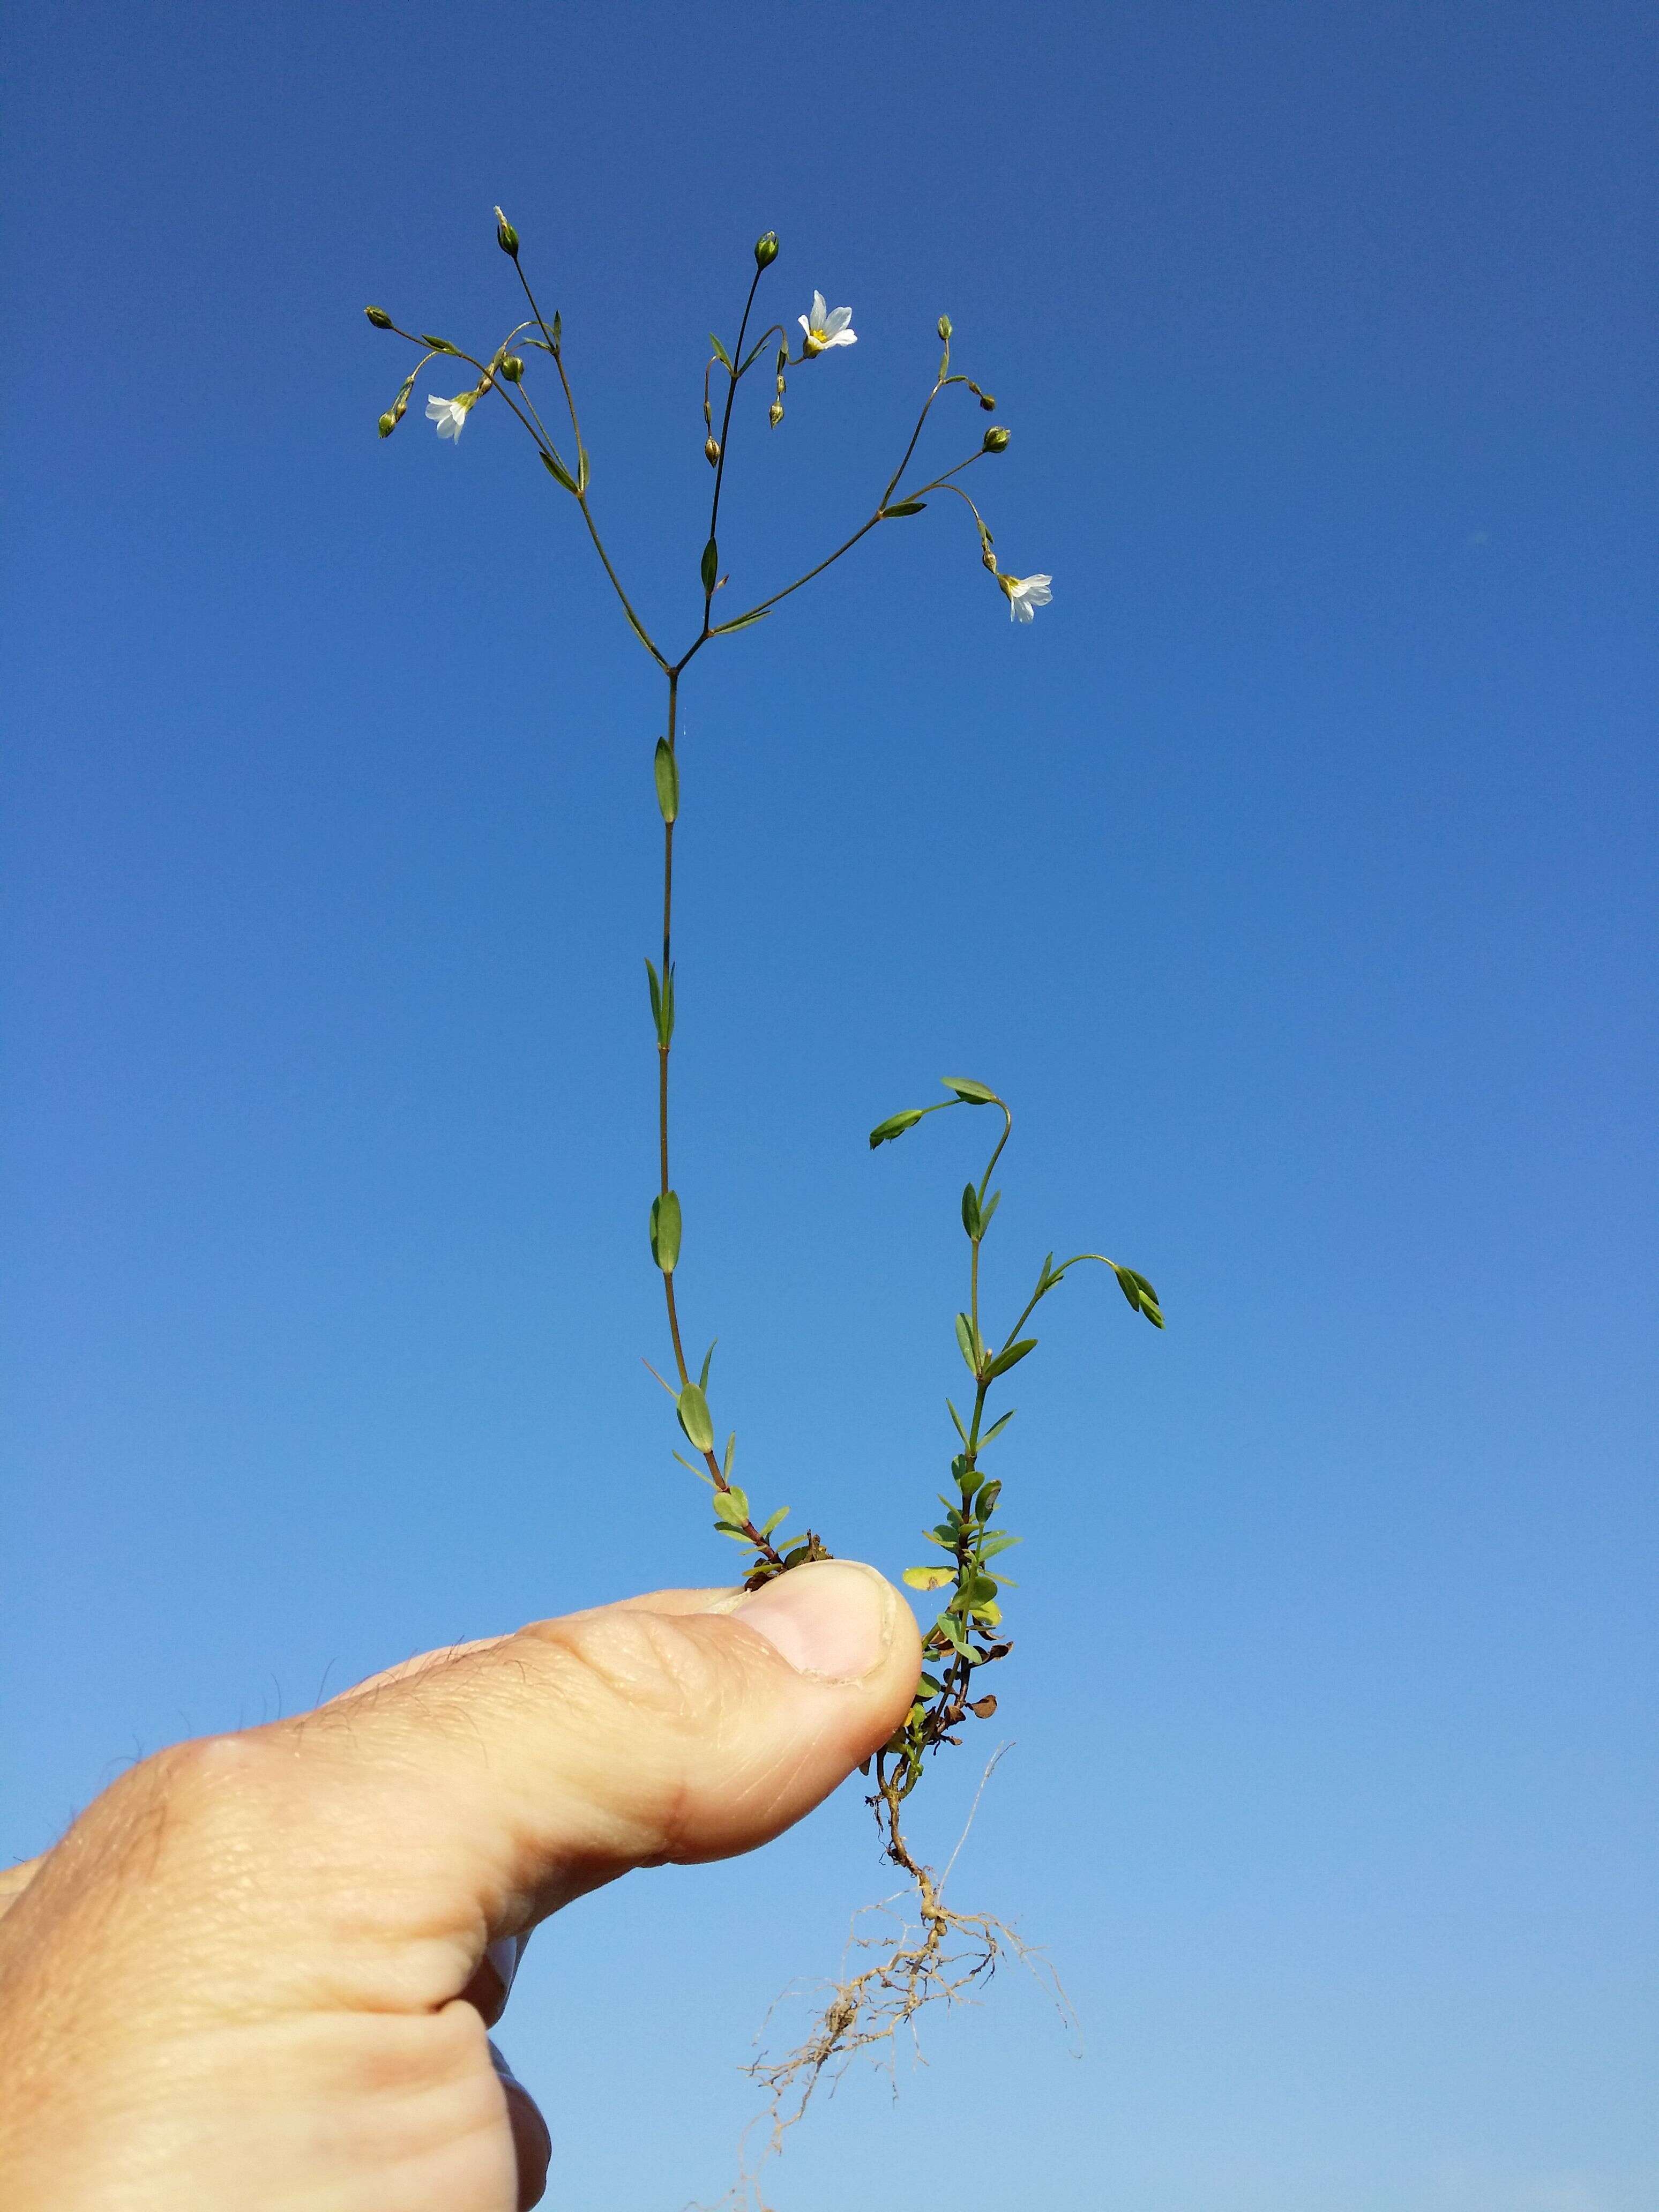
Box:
999, 572, 1053, 623
798, 291, 856, 357
425, 391, 477, 442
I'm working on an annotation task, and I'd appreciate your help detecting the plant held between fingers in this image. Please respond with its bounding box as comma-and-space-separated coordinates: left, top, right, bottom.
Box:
367, 212, 1161, 2198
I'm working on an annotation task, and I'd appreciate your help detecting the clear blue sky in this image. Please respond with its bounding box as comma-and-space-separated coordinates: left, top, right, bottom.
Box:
4, 4, 1655, 2206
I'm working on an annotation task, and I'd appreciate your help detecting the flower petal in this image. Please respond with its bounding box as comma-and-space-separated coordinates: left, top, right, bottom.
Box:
1013, 594, 1033, 621
824, 305, 851, 337
798, 315, 812, 337
425, 395, 448, 418
825, 326, 856, 347
810, 290, 828, 329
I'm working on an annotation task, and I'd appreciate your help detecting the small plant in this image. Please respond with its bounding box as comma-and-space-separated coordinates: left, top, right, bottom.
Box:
367, 212, 1161, 2199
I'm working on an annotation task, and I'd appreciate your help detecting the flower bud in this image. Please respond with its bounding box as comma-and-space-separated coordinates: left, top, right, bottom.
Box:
938, 314, 953, 341
982, 425, 1010, 453
501, 355, 524, 382
364, 305, 394, 330
754, 230, 779, 268
704, 436, 721, 466
769, 399, 784, 427
495, 206, 520, 257
982, 547, 999, 573
979, 391, 996, 411
377, 412, 397, 437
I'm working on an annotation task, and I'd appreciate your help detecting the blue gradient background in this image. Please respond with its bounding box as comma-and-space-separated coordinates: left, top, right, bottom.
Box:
4, 4, 1655, 2206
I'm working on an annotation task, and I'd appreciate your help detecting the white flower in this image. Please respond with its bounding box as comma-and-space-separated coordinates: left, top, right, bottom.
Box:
1000, 572, 1053, 623
798, 290, 856, 356
425, 391, 476, 441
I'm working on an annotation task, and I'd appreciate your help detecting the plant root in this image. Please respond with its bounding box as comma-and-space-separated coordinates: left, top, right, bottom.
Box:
712, 1756, 1071, 2211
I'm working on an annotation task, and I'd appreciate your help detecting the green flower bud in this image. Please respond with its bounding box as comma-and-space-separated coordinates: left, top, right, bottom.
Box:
364, 305, 394, 331
769, 399, 784, 428
377, 412, 397, 437
704, 436, 721, 467
983, 425, 1010, 453
495, 206, 519, 257
979, 391, 997, 411
938, 314, 953, 341
500, 355, 524, 383
754, 230, 779, 268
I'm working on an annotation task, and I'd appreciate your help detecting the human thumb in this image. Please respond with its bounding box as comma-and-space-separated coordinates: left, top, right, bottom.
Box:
77, 1562, 923, 2021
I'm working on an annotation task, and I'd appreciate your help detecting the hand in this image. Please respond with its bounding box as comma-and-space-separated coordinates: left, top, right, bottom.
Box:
0, 1561, 921, 2210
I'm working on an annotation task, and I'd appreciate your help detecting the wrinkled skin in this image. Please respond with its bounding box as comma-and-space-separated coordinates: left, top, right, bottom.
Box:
0, 1563, 918, 2210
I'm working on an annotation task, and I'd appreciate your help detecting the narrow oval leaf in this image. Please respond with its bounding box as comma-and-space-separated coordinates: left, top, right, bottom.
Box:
649, 1189, 682, 1273
868, 1108, 924, 1148
576, 443, 590, 495
700, 536, 719, 593
942, 1076, 999, 1105
954, 1312, 980, 1374
709, 606, 771, 635
653, 738, 679, 823
980, 1408, 1017, 1446
961, 1182, 982, 1238
677, 1382, 714, 1453
881, 499, 928, 517
987, 1336, 1037, 1379
540, 449, 578, 493
709, 332, 734, 371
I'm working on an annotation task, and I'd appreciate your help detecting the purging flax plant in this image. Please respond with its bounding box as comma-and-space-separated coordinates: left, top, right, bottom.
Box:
366, 210, 1163, 2183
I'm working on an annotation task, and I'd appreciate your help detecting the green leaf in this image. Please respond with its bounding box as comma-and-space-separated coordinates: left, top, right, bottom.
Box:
700, 536, 719, 594
677, 1382, 714, 1453
980, 1408, 1016, 1446
758, 1506, 789, 1537
576, 443, 590, 496
881, 499, 928, 517
709, 332, 734, 371
420, 333, 455, 352
961, 1182, 982, 1238
708, 606, 771, 635
738, 332, 773, 375
946, 1398, 969, 1445
942, 1076, 999, 1105
643, 958, 675, 1047
977, 1479, 1003, 1516
1112, 1262, 1165, 1327
653, 738, 679, 824
903, 1565, 954, 1591
954, 1312, 982, 1375
712, 1485, 750, 1527
978, 1190, 1001, 1235
956, 1462, 984, 1498
723, 1431, 736, 1478
698, 1339, 716, 1393
868, 1108, 924, 1148
978, 1531, 1022, 1560
649, 1190, 682, 1273
987, 1336, 1037, 1379
540, 449, 578, 494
